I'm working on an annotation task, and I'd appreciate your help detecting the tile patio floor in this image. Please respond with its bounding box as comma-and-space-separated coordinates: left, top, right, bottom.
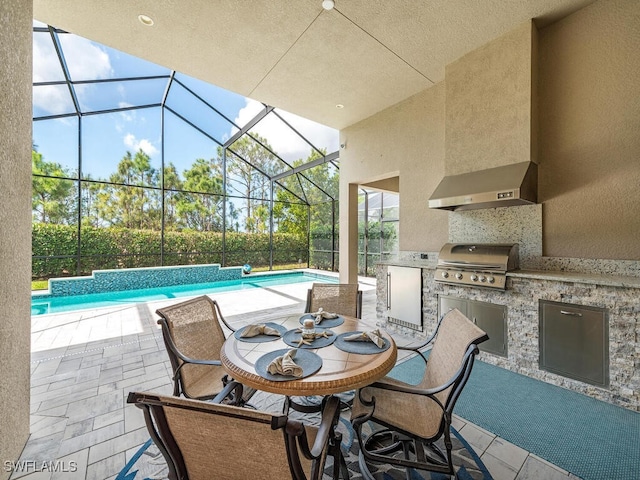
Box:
12, 272, 578, 480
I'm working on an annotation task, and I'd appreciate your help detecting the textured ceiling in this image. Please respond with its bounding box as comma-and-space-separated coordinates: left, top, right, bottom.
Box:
33, 0, 596, 129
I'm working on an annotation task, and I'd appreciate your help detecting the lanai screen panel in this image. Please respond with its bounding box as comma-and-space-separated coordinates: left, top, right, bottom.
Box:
31, 21, 339, 279
81, 109, 162, 186
33, 117, 78, 176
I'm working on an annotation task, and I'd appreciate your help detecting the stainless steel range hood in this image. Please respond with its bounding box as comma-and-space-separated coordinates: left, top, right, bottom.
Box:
428, 161, 537, 211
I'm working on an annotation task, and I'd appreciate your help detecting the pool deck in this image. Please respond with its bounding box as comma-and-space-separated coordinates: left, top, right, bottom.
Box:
17, 270, 576, 480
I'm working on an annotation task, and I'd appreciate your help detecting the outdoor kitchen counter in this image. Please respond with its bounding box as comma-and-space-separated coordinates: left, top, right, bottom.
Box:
377, 258, 640, 289
508, 269, 640, 289
376, 258, 437, 269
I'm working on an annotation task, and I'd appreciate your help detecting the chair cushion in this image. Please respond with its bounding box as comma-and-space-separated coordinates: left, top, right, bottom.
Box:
352, 376, 445, 439
182, 364, 229, 399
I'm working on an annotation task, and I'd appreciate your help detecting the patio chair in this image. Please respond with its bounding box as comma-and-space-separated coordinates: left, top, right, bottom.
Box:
305, 283, 363, 319
288, 283, 363, 415
351, 308, 489, 478
127, 389, 342, 480
156, 295, 253, 405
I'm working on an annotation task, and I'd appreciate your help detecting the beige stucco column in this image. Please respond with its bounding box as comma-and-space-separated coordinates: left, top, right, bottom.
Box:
338, 182, 359, 283
0, 0, 32, 475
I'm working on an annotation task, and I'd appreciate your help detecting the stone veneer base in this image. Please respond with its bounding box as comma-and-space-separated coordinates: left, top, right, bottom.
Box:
376, 265, 640, 412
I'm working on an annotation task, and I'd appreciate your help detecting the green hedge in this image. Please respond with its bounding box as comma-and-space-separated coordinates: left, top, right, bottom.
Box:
309, 223, 337, 270
32, 223, 308, 279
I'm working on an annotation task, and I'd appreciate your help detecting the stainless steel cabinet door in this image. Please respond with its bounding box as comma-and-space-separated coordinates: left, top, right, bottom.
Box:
438, 295, 507, 357
539, 301, 608, 387
438, 295, 468, 318
387, 266, 422, 329
468, 301, 507, 357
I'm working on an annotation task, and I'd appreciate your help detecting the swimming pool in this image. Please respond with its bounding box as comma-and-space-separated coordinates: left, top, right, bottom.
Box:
31, 271, 337, 316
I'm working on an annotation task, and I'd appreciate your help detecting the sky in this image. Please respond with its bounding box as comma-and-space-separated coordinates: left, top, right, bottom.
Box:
32, 22, 339, 182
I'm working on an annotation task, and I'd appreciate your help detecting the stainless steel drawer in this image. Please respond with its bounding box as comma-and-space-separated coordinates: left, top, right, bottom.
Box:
539, 300, 608, 387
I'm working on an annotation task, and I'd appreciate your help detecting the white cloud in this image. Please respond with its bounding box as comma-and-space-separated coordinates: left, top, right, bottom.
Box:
124, 133, 159, 157
33, 34, 71, 115
58, 35, 112, 80
33, 33, 63, 83
33, 33, 113, 115
232, 100, 339, 163
276, 109, 339, 153
234, 99, 266, 128
32, 85, 73, 116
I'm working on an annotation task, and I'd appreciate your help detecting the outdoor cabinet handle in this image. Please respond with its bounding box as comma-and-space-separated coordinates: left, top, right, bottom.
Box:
560, 310, 583, 317
386, 272, 391, 310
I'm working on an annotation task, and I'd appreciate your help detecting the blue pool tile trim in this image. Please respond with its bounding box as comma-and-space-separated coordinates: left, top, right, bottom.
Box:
31, 270, 338, 315
40, 264, 244, 298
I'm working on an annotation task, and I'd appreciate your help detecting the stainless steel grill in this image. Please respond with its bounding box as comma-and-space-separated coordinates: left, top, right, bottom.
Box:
435, 243, 519, 289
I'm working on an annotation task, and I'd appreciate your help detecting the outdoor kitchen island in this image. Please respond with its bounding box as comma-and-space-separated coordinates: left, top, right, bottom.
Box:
376, 258, 640, 412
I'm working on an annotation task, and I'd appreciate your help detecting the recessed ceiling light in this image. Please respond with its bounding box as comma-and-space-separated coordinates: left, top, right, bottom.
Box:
138, 14, 154, 26
336, 104, 344, 109
322, 0, 335, 11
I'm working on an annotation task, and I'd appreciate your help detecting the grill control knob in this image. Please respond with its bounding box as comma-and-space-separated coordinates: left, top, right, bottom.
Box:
470, 274, 478, 282
479, 275, 486, 282
441, 271, 449, 279
455, 273, 463, 280
487, 276, 495, 284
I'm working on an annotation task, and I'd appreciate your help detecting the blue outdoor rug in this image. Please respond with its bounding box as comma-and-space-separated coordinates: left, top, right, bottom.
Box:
389, 355, 640, 480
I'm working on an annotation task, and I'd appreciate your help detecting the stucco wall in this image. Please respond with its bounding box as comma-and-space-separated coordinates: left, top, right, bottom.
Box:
0, 0, 32, 475
340, 0, 640, 281
538, 0, 640, 260
445, 21, 537, 175
339, 82, 448, 275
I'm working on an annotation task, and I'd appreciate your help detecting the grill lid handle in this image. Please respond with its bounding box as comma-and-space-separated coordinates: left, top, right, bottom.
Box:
438, 261, 505, 270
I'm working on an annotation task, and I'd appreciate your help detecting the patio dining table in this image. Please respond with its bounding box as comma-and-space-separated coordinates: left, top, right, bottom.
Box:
220, 313, 397, 479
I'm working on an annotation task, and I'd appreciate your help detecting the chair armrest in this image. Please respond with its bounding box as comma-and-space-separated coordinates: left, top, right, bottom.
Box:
210, 381, 242, 404
395, 325, 439, 367
211, 299, 236, 333
395, 309, 462, 358
173, 357, 222, 381
179, 357, 222, 367
397, 323, 438, 352
366, 380, 439, 397
292, 396, 340, 460
310, 396, 340, 458
366, 344, 479, 398
360, 380, 448, 414
368, 344, 479, 395
397, 345, 430, 368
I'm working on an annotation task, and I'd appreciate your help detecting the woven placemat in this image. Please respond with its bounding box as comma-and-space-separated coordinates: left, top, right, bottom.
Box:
233, 322, 287, 343
334, 331, 390, 354
255, 349, 322, 382
299, 313, 345, 328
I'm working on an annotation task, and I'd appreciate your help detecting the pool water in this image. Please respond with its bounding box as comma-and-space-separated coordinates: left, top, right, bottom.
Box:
31, 272, 336, 316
